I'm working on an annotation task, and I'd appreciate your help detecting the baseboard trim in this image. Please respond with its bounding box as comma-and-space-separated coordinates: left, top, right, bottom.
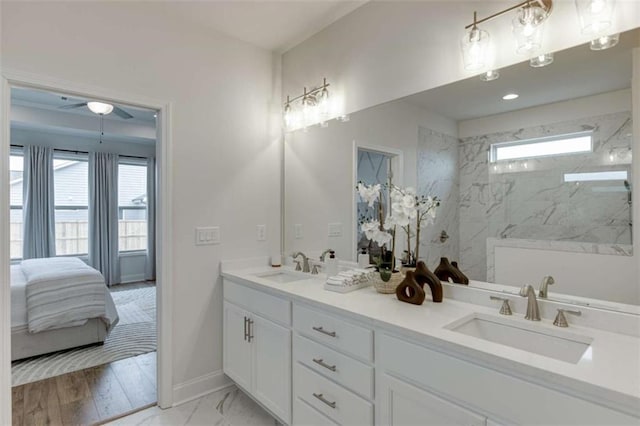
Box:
120, 273, 146, 284
172, 370, 233, 406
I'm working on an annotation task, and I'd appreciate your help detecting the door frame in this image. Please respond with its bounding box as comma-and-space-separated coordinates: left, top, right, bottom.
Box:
0, 69, 174, 424
352, 141, 404, 262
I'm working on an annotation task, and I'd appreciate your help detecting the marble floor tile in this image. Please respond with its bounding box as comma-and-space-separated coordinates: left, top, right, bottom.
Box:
106, 386, 276, 426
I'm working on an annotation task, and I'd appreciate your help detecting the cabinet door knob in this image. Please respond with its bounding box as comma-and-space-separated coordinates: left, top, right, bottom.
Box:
313, 393, 336, 409
312, 358, 337, 372
312, 326, 337, 337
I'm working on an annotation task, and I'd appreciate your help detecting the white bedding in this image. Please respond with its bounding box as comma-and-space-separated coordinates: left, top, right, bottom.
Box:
10, 262, 119, 332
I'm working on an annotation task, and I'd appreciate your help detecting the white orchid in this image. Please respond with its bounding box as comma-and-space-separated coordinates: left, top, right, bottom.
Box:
357, 182, 381, 208
357, 180, 439, 270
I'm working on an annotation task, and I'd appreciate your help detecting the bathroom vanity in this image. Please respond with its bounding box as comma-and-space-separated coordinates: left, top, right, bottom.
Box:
221, 262, 640, 426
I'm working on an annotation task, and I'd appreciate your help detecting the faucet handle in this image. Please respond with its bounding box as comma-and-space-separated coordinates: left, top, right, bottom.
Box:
311, 262, 322, 275
490, 295, 513, 315
553, 308, 582, 327
294, 260, 302, 271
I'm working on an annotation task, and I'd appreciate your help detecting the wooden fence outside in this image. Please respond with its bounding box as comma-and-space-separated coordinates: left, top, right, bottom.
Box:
10, 220, 147, 258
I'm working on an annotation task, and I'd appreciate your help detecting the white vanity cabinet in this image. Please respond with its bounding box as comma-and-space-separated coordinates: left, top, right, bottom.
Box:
222, 273, 639, 426
292, 304, 375, 426
223, 280, 292, 424
376, 333, 639, 426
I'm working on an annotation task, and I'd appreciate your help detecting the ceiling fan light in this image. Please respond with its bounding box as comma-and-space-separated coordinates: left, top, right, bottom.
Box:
87, 101, 114, 115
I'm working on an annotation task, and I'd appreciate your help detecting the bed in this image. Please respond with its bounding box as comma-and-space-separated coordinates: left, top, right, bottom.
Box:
11, 257, 119, 361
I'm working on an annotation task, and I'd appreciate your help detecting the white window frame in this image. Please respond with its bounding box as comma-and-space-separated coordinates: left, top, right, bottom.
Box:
489, 131, 593, 163
118, 158, 149, 254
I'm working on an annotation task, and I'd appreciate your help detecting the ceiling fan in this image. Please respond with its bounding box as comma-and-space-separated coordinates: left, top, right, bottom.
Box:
59, 100, 134, 119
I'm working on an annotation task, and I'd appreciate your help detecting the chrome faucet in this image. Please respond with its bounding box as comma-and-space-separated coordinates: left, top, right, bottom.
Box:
538, 275, 555, 299
319, 248, 334, 262
519, 285, 541, 321
292, 252, 311, 273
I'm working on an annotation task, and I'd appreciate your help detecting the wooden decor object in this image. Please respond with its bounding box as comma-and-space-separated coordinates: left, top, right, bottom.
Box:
451, 261, 470, 284
395, 271, 426, 305
413, 261, 443, 303
434, 257, 468, 285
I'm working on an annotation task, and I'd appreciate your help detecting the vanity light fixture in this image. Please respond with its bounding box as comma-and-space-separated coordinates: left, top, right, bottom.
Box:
530, 52, 554, 67
575, 0, 619, 50
590, 33, 619, 50
481, 70, 500, 81
502, 93, 519, 100
461, 1, 553, 71
283, 78, 331, 132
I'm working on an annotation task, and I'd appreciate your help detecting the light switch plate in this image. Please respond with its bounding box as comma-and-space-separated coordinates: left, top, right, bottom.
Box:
294, 224, 303, 239
257, 224, 266, 241
196, 226, 220, 245
328, 222, 342, 237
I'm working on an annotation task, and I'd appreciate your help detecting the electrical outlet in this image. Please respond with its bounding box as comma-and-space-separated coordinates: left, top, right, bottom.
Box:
294, 224, 303, 239
257, 224, 267, 241
328, 222, 342, 237
196, 226, 220, 245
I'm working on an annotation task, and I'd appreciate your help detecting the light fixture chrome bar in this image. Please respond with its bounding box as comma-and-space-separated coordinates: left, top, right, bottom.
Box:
284, 78, 330, 106
464, 0, 552, 29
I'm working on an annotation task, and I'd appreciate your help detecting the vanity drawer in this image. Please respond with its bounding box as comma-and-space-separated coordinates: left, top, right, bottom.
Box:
294, 362, 374, 426
294, 334, 373, 399
293, 304, 373, 362
224, 279, 290, 326
294, 397, 339, 426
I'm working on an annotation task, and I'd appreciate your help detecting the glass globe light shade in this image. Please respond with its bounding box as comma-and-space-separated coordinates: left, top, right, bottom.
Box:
87, 101, 114, 115
461, 26, 490, 71
530, 52, 554, 67
590, 33, 619, 50
575, 0, 615, 35
512, 4, 547, 56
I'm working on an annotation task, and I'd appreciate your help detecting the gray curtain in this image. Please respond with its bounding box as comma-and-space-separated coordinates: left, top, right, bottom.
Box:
89, 152, 120, 285
22, 145, 56, 259
145, 157, 156, 280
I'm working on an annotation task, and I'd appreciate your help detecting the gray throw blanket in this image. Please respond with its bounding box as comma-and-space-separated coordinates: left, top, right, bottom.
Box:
22, 257, 109, 333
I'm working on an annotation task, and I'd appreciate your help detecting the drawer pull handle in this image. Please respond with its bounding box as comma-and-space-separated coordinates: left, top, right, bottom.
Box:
243, 316, 248, 341
312, 358, 337, 372
313, 393, 336, 409
247, 318, 254, 342
312, 326, 336, 337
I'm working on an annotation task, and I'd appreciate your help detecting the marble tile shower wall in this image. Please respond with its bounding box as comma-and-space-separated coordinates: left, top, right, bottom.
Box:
459, 111, 633, 281
417, 126, 460, 271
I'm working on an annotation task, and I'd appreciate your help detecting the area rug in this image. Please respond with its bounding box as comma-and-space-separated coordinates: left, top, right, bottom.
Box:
11, 286, 156, 386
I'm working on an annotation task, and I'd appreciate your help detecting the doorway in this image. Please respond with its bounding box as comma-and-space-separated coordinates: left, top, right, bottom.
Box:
0, 73, 173, 424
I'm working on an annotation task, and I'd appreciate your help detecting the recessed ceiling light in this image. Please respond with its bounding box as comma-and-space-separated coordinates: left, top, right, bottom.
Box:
502, 93, 519, 100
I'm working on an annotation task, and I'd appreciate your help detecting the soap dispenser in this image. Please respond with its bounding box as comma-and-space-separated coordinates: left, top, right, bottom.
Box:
326, 250, 338, 277
357, 247, 369, 268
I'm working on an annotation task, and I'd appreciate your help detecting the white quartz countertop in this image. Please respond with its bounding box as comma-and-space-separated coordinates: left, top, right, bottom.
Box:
221, 265, 640, 416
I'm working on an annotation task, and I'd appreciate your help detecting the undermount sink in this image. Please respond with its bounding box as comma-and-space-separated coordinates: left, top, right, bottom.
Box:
445, 313, 593, 364
253, 269, 312, 284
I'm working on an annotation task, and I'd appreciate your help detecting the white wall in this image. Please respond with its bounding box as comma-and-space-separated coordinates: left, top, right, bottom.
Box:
1, 1, 281, 402
283, 1, 640, 117
285, 99, 455, 261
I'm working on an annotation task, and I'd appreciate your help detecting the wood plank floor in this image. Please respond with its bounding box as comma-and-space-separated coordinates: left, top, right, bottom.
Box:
12, 352, 157, 426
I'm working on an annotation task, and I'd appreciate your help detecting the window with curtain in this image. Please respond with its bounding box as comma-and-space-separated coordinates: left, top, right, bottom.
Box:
53, 155, 89, 256
10, 154, 24, 260
118, 162, 148, 252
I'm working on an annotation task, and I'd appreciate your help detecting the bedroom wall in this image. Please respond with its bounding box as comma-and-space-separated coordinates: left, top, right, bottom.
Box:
1, 1, 281, 405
